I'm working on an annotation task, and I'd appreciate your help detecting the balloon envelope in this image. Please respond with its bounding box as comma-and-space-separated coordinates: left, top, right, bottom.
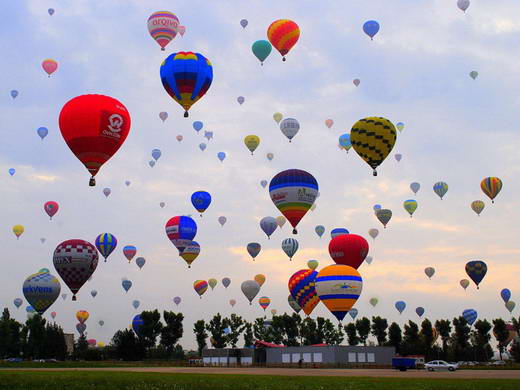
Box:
331, 228, 349, 239
315, 225, 325, 238
433, 182, 449, 199
241, 280, 261, 304
136, 257, 146, 269
363, 20, 380, 39
267, 19, 300, 60
147, 11, 179, 50
123, 245, 137, 262
465, 261, 487, 288
288, 269, 320, 316
288, 295, 301, 314
395, 301, 406, 314
247, 243, 261, 259
410, 182, 420, 194
480, 177, 502, 203
95, 233, 117, 261
328, 234, 369, 269
501, 288, 511, 303
279, 118, 300, 142
191, 191, 212, 215
165, 216, 197, 253
44, 201, 59, 219
37, 127, 49, 140
260, 217, 277, 238
252, 40, 272, 64
222, 278, 231, 288
463, 309, 477, 325
416, 307, 425, 317
23, 272, 61, 315
281, 238, 299, 260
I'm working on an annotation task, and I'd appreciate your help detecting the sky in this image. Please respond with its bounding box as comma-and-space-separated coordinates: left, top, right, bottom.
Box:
1, 0, 520, 350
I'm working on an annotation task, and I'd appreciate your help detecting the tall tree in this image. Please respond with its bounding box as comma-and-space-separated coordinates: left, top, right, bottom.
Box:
111, 329, 144, 361
43, 322, 67, 360
206, 313, 228, 348
472, 319, 493, 362
402, 320, 421, 356
0, 308, 22, 358
243, 321, 254, 348
253, 318, 271, 342
371, 316, 388, 346
451, 316, 471, 361
320, 318, 343, 345
434, 319, 451, 359
300, 317, 322, 345
387, 322, 402, 353
492, 318, 509, 361
160, 311, 184, 356
419, 319, 434, 360
355, 317, 371, 346
74, 334, 89, 359
279, 314, 300, 346
345, 323, 359, 346
193, 320, 208, 356
225, 314, 245, 348
139, 310, 163, 351
23, 314, 47, 359
267, 315, 286, 345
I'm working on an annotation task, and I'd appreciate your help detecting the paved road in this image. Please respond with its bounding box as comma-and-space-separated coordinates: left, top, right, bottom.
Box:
3, 367, 520, 379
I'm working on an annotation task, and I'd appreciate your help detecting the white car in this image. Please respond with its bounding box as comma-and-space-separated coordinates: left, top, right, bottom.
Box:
425, 360, 458, 371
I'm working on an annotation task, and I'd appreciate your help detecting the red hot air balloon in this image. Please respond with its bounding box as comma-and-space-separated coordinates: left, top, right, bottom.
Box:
44, 201, 59, 220
59, 95, 131, 186
53, 239, 99, 301
328, 234, 369, 269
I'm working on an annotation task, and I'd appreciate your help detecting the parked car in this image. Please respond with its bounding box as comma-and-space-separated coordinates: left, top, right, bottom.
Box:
45, 359, 58, 363
425, 360, 458, 371
490, 360, 506, 366
4, 358, 22, 363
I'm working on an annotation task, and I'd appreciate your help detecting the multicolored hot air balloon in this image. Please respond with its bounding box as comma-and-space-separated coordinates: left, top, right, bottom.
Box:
165, 216, 197, 253
460, 279, 470, 290
241, 280, 261, 305
194, 280, 208, 298
191, 191, 212, 216
328, 234, 369, 269
269, 169, 318, 234
480, 177, 502, 203
76, 310, 89, 324
276, 216, 287, 229
123, 245, 137, 263
147, 11, 179, 50
259, 296, 271, 311
331, 228, 349, 238
53, 239, 98, 301
267, 19, 300, 61
465, 261, 487, 289
180, 241, 200, 268
339, 134, 352, 153
95, 233, 118, 262
315, 264, 363, 322
403, 200, 418, 217
350, 117, 397, 176
12, 225, 24, 239
433, 182, 449, 200
22, 271, 61, 315
288, 269, 320, 316
471, 200, 485, 216
44, 201, 59, 220
160, 52, 213, 117
59, 94, 131, 186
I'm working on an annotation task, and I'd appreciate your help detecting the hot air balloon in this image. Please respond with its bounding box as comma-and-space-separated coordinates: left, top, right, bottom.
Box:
147, 11, 179, 50
266, 152, 274, 161
368, 229, 379, 240
465, 261, 487, 289
159, 112, 168, 122
14, 298, 23, 309
315, 264, 363, 322
8, 168, 16, 176
471, 200, 485, 216
281, 238, 299, 260
350, 117, 397, 176
288, 295, 301, 314
376, 209, 392, 228
173, 296, 181, 306
194, 280, 208, 298
315, 225, 325, 238
463, 309, 477, 325
102, 187, 111, 198
208, 278, 217, 290
149, 160, 156, 168
259, 296, 271, 311
42, 59, 58, 77
176, 135, 183, 142
123, 245, 137, 263
247, 243, 261, 260
37, 127, 48, 140
76, 323, 86, 335
501, 288, 511, 303
260, 217, 278, 239
91, 290, 97, 298
229, 299, 236, 307
506, 301, 516, 313
260, 180, 268, 188
205, 132, 214, 142
363, 20, 380, 40
339, 134, 352, 153
410, 182, 420, 194
328, 234, 369, 269
51, 312, 56, 319
331, 228, 349, 238
44, 201, 59, 220
48, 8, 54, 15
458, 0, 470, 12
199, 143, 207, 151
416, 307, 425, 318
160, 52, 213, 117
254, 274, 266, 287
218, 216, 227, 226
165, 216, 197, 254
130, 300, 140, 310
240, 19, 248, 28
395, 301, 406, 314
180, 241, 200, 268
252, 40, 272, 65
135, 257, 146, 270
273, 112, 283, 124
244, 135, 260, 155
59, 94, 131, 186
353, 79, 360, 87
61, 294, 67, 300
12, 225, 24, 239
369, 298, 378, 307
76, 310, 89, 324
267, 20, 300, 61
191, 191, 211, 216
95, 233, 117, 262
53, 240, 98, 301
469, 71, 478, 80
193, 121, 203, 133
460, 279, 470, 290
217, 152, 226, 162
433, 182, 449, 200
395, 153, 402, 162
222, 277, 231, 288
480, 177, 502, 204
241, 280, 261, 305
178, 26, 186, 37
122, 280, 132, 293
237, 96, 245, 105
10, 90, 18, 99
132, 314, 143, 334
325, 119, 334, 129
307, 260, 319, 270
269, 169, 318, 234
279, 118, 299, 142
403, 200, 418, 217
151, 149, 162, 162
424, 267, 435, 279
288, 269, 320, 316
22, 271, 61, 314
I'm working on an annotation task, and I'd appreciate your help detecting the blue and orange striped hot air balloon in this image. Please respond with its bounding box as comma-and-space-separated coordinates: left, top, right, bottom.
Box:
480, 177, 502, 204
147, 11, 180, 51
267, 19, 300, 61
315, 264, 363, 322
160, 52, 213, 117
288, 269, 320, 316
269, 169, 318, 234
259, 296, 271, 311
194, 280, 208, 298
95, 233, 117, 262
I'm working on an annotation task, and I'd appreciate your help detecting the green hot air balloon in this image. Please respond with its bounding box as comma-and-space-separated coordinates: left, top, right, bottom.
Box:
252, 40, 272, 65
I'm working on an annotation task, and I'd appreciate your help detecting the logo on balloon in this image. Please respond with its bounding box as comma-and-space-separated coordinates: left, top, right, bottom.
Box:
102, 114, 123, 139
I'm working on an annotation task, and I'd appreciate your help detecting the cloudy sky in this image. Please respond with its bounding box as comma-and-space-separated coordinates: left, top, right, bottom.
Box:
2, 0, 520, 349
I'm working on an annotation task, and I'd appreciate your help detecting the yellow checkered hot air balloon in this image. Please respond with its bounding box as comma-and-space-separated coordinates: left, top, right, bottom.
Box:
350, 117, 397, 176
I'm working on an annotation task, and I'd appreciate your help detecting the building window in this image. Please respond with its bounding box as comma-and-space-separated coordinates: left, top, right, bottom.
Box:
348, 352, 356, 362
313, 353, 323, 363
292, 353, 301, 363
302, 353, 311, 363
242, 357, 253, 365
282, 353, 291, 363
357, 353, 366, 363
367, 353, 375, 363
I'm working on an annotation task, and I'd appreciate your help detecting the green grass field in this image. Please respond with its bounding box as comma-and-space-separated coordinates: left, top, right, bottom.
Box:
0, 371, 519, 390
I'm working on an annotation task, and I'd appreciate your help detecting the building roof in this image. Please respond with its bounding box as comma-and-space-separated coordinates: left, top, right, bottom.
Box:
254, 340, 285, 348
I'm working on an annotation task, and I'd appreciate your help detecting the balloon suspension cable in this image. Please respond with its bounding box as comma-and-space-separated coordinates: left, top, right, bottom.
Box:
184, 111, 189, 118
293, 228, 297, 234
89, 176, 96, 186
